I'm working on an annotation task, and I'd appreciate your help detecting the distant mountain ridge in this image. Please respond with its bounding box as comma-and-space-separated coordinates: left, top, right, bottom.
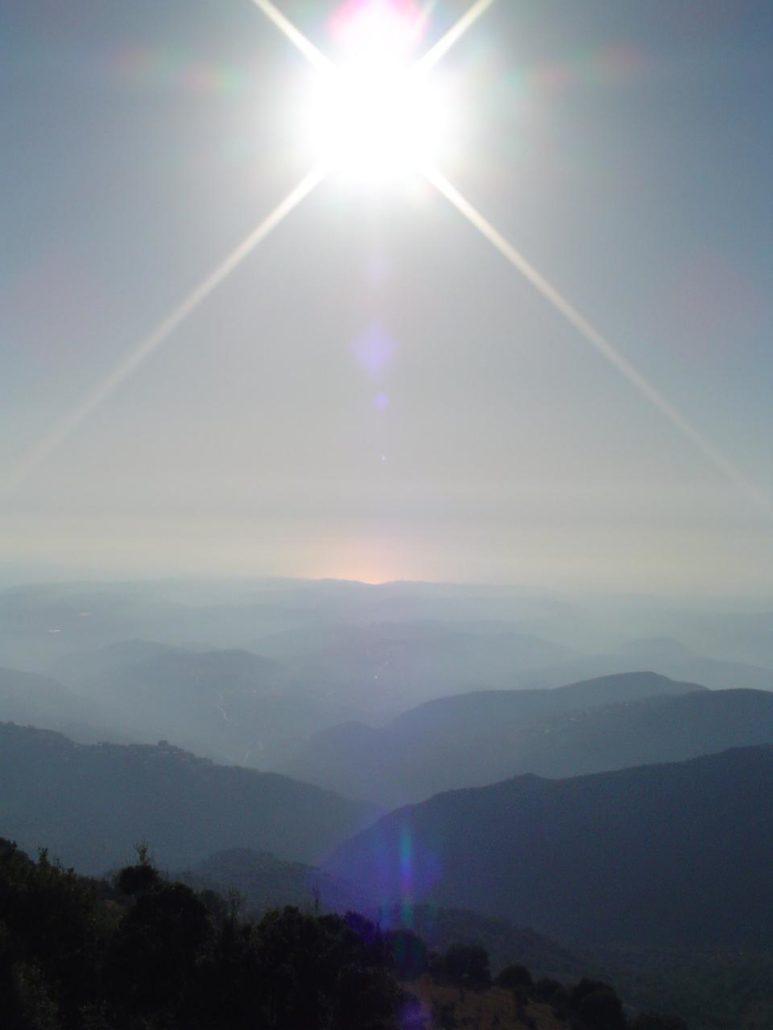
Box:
528, 639, 773, 694
56, 642, 342, 767
258, 619, 580, 718
324, 745, 773, 950
288, 673, 773, 805
0, 722, 376, 874
0, 666, 127, 744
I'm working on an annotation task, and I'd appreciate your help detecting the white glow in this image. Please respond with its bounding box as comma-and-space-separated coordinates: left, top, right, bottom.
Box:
300, 2, 451, 184
307, 61, 450, 182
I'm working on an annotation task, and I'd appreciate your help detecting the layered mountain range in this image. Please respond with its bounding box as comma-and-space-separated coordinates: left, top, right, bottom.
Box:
324, 745, 773, 950
288, 675, 773, 805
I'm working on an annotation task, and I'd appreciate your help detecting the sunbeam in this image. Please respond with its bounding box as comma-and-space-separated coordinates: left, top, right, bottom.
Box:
6, 166, 325, 491
425, 167, 769, 508
249, 0, 333, 71
416, 0, 497, 73
250, 0, 497, 78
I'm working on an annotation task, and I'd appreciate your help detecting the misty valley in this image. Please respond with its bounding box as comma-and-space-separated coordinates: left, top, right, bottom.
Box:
0, 578, 771, 1029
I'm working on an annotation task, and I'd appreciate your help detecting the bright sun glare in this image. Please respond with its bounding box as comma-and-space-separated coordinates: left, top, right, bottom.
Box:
305, 1, 450, 182
309, 65, 446, 181
16, 0, 759, 510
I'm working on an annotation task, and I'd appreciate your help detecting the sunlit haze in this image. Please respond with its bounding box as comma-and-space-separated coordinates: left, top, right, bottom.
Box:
2, 0, 772, 595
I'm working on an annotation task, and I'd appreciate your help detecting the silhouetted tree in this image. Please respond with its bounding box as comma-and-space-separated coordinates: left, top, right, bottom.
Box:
496, 963, 534, 992
386, 928, 429, 979
105, 881, 211, 1017
114, 842, 161, 896
571, 978, 626, 1030
441, 943, 491, 991
535, 976, 571, 1017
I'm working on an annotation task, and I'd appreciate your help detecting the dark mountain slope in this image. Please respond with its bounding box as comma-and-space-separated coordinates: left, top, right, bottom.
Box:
0, 722, 376, 874
324, 746, 773, 950
289, 676, 773, 806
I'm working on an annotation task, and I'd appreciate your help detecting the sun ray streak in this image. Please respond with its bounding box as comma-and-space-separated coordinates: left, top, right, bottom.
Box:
426, 166, 770, 507
6, 166, 325, 491
249, 0, 334, 71
416, 0, 497, 73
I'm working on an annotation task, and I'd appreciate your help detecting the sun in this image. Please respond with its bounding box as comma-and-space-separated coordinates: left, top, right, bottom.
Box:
308, 64, 446, 182
303, 1, 452, 183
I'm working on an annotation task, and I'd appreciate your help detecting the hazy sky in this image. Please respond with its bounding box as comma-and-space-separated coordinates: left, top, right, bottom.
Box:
2, 0, 772, 592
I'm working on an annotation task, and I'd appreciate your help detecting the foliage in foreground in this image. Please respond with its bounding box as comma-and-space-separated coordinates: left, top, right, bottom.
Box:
0, 839, 685, 1029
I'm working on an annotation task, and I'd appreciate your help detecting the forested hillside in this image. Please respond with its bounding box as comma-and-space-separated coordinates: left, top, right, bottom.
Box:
0, 723, 375, 872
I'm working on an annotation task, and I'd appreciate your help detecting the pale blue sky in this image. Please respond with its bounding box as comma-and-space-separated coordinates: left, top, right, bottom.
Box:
2, 1, 772, 591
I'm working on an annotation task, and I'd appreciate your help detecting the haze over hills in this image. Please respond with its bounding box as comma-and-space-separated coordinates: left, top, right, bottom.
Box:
0, 665, 130, 745
524, 639, 773, 695
1, 579, 772, 1027
0, 580, 568, 672
0, 722, 376, 874
2, 579, 771, 704
4, 629, 771, 788
3, 585, 772, 784
288, 676, 773, 805
56, 641, 343, 767
1, 581, 772, 793
256, 620, 580, 717
324, 746, 773, 951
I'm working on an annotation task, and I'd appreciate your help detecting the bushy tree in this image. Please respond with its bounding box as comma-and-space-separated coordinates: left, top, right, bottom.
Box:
105, 881, 211, 1017
253, 906, 401, 1029
385, 928, 429, 980
496, 963, 534, 992
570, 978, 626, 1030
441, 943, 491, 990
114, 842, 161, 896
534, 977, 571, 1017
0, 839, 111, 1028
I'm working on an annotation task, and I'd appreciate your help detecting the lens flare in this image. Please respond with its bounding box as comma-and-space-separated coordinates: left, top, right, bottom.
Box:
7, 167, 323, 490
250, 0, 333, 71
416, 0, 496, 72
426, 166, 771, 509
